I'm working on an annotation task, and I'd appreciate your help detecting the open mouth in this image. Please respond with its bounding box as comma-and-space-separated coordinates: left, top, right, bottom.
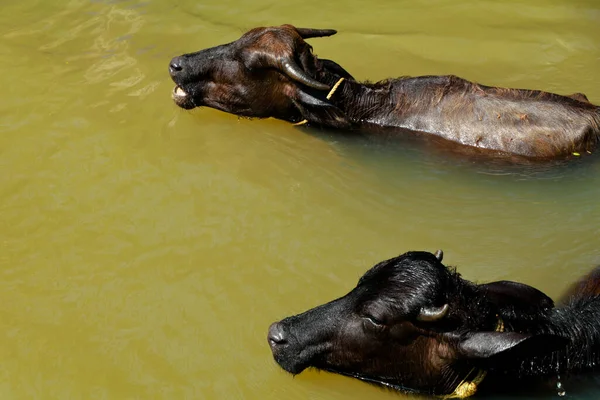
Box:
171, 85, 196, 109
172, 85, 188, 99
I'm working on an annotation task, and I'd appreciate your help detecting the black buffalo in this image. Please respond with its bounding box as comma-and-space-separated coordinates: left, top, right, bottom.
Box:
268, 251, 600, 397
169, 24, 600, 159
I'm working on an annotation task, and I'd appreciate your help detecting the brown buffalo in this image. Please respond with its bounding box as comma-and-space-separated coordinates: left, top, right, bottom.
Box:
169, 24, 600, 159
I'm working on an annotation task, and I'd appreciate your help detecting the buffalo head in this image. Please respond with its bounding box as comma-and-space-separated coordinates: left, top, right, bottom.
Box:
267, 251, 567, 396
168, 24, 352, 127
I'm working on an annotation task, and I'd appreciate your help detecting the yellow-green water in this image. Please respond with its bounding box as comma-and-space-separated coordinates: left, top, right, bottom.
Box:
1, 0, 599, 398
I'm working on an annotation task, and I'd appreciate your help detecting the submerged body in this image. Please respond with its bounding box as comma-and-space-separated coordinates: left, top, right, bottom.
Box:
314, 74, 600, 157
267, 251, 600, 397
168, 25, 600, 159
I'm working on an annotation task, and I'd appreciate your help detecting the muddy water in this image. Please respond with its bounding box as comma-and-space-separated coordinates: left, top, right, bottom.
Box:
1, 0, 599, 398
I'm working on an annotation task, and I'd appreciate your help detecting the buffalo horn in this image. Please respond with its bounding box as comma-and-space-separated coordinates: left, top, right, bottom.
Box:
281, 59, 330, 90
434, 249, 444, 261
295, 28, 337, 39
417, 304, 449, 322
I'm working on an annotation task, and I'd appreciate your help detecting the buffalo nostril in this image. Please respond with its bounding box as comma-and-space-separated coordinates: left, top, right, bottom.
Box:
268, 322, 288, 348
169, 57, 183, 74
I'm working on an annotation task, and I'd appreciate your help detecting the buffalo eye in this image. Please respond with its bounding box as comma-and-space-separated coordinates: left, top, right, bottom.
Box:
362, 314, 386, 331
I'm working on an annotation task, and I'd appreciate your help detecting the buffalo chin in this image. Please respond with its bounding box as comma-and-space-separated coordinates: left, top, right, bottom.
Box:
271, 354, 311, 375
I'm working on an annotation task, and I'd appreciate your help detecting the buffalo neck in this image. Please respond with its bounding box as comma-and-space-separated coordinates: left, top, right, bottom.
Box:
314, 71, 395, 125
494, 296, 600, 379
446, 279, 600, 386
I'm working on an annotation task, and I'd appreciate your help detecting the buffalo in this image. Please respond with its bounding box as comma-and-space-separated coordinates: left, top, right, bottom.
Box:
169, 24, 600, 159
267, 250, 600, 397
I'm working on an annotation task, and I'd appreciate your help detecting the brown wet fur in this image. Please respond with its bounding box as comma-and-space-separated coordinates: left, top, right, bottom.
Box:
325, 74, 600, 158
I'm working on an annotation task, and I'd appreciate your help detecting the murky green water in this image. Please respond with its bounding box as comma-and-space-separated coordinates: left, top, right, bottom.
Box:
1, 0, 599, 398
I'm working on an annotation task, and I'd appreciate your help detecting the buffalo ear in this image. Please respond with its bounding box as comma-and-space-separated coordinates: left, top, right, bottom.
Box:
480, 281, 554, 312
319, 59, 355, 80
457, 331, 568, 360
291, 90, 350, 129
294, 27, 338, 39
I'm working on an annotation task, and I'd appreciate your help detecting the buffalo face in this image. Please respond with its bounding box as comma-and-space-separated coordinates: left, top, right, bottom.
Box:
169, 25, 354, 127
170, 25, 332, 118
268, 251, 459, 393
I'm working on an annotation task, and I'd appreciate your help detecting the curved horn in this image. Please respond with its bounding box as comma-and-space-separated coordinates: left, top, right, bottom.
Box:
417, 304, 449, 322
282, 59, 330, 90
434, 249, 444, 262
295, 28, 337, 39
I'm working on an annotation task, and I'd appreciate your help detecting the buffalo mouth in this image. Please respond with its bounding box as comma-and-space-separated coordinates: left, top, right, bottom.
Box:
171, 85, 196, 110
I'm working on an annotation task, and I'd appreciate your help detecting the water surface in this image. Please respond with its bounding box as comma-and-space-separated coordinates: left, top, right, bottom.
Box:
1, 0, 599, 398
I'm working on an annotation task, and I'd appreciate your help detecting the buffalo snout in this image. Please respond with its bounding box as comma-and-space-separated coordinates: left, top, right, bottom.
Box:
267, 319, 309, 375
